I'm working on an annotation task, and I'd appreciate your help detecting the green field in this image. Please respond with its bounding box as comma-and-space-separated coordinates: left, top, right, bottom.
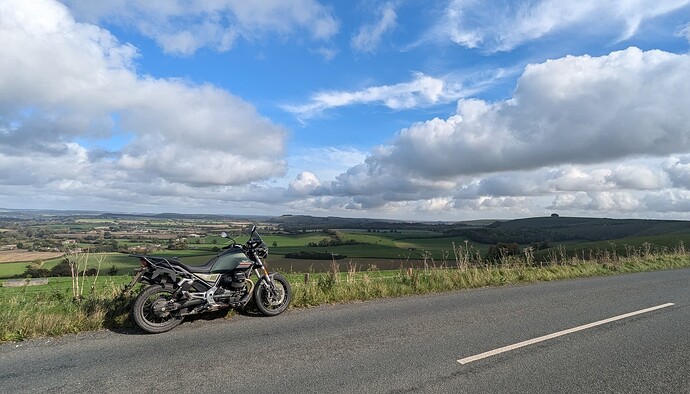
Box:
4, 228, 690, 279
3, 216, 690, 280
0, 229, 484, 279
0, 253, 139, 279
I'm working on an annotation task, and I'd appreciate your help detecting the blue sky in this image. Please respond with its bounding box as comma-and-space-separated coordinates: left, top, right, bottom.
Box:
2, 0, 690, 220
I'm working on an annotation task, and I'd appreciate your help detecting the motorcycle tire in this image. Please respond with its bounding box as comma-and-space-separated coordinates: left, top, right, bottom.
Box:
132, 284, 183, 334
254, 274, 292, 316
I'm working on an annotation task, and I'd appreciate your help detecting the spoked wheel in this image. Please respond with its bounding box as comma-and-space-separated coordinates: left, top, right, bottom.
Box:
132, 285, 183, 333
254, 274, 292, 316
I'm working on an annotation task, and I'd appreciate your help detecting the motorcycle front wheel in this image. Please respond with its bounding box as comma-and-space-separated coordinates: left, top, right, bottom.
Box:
132, 284, 183, 334
253, 274, 292, 316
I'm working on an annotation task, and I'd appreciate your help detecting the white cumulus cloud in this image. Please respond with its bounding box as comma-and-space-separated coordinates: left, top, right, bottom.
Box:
317, 48, 690, 217
288, 171, 323, 195
365, 48, 690, 179
0, 0, 287, 208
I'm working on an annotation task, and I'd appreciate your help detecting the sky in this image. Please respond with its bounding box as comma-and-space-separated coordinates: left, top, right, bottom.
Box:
2, 0, 690, 221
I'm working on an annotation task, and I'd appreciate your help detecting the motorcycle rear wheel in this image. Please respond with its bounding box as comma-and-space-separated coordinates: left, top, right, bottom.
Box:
132, 284, 183, 334
254, 274, 291, 316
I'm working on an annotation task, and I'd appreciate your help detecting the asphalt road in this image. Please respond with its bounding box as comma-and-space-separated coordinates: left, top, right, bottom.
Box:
1, 268, 689, 393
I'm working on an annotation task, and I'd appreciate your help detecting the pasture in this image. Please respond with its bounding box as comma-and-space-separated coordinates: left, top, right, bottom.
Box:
2, 215, 690, 280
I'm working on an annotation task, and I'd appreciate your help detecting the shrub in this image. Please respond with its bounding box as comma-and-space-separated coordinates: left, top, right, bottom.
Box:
22, 265, 49, 278
49, 259, 73, 277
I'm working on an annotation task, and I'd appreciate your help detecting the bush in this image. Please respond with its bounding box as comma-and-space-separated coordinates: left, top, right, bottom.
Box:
49, 259, 73, 277
85, 268, 99, 276
22, 265, 49, 278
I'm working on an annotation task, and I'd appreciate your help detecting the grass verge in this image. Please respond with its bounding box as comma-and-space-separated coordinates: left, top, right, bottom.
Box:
287, 253, 690, 307
2, 253, 689, 342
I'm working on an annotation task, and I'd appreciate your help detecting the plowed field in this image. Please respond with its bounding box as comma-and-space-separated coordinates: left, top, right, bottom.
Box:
0, 250, 64, 263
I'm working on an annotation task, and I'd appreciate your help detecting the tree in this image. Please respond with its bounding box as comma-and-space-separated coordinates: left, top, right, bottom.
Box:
167, 239, 188, 250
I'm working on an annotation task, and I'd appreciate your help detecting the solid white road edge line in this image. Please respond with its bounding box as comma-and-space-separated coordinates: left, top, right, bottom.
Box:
457, 302, 675, 365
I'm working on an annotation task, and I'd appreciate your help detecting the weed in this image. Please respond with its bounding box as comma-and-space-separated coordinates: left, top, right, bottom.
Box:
2, 244, 690, 342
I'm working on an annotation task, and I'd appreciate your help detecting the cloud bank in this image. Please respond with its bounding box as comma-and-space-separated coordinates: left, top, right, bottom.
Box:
0, 0, 286, 210
3, 1, 690, 219
372, 48, 690, 179
308, 47, 690, 217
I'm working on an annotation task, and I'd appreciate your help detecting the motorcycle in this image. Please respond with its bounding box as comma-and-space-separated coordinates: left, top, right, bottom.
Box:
127, 225, 291, 333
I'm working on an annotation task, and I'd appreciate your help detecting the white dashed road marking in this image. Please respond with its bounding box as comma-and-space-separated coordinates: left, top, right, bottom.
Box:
458, 303, 675, 364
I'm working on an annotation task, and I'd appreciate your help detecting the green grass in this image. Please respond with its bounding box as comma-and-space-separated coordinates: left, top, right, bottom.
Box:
287, 254, 690, 307
342, 229, 443, 239
261, 233, 330, 247
0, 276, 135, 342
0, 253, 142, 279
0, 261, 44, 278
533, 234, 690, 261
2, 251, 689, 342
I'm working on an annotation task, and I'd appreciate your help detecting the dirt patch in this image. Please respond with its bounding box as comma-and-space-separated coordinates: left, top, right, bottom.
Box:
0, 250, 64, 263
2, 278, 49, 287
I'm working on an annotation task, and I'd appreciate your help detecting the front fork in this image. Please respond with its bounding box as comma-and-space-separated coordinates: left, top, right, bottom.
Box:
254, 258, 276, 292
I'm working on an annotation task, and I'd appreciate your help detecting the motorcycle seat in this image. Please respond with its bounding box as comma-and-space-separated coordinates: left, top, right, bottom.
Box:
136, 254, 216, 274
172, 259, 215, 274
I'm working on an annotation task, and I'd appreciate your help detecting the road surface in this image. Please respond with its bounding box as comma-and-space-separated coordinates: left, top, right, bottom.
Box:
1, 268, 688, 393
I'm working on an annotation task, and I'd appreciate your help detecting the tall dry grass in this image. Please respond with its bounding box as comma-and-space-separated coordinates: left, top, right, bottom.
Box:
289, 241, 690, 307
1, 242, 689, 342
0, 279, 134, 342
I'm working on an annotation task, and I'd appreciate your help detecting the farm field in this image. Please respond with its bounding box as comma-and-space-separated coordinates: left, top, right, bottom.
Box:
0, 250, 64, 263
0, 233, 476, 278
1, 212, 690, 280
2, 210, 690, 342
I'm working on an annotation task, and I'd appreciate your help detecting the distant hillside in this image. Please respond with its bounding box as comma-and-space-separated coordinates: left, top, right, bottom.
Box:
0, 208, 104, 220
0, 208, 271, 222
272, 215, 448, 231
100, 212, 271, 221
443, 216, 690, 244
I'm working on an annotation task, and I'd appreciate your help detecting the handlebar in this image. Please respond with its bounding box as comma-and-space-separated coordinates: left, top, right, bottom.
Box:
218, 225, 265, 252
